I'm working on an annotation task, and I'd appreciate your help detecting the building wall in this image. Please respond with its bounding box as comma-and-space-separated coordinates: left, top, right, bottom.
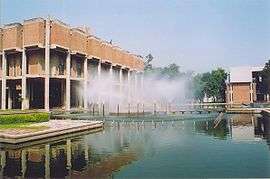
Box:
1, 18, 144, 70
27, 50, 45, 75
50, 50, 66, 76
50, 21, 70, 49
0, 28, 3, 52
7, 53, 22, 77
3, 24, 23, 50
87, 37, 102, 59
70, 29, 87, 54
231, 82, 251, 104
71, 56, 84, 78
23, 19, 45, 47
0, 56, 2, 78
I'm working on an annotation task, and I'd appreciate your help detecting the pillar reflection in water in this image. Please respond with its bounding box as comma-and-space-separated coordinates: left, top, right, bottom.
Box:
255, 116, 270, 148
21, 149, 27, 178
45, 144, 50, 179
0, 151, 6, 178
66, 139, 72, 171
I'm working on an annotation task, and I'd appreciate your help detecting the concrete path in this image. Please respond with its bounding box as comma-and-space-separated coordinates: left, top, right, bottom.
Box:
0, 120, 103, 144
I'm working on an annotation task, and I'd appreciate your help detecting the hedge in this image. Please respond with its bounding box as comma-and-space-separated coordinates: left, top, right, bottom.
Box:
0, 112, 50, 124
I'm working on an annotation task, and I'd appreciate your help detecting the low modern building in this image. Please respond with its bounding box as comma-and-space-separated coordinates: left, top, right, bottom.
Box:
0, 17, 144, 111
226, 66, 267, 104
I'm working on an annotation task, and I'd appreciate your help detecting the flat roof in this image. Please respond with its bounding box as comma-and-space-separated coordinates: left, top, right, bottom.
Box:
229, 66, 263, 83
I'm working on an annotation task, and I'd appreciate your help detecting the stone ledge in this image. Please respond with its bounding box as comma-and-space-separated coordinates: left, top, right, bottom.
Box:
0, 120, 103, 144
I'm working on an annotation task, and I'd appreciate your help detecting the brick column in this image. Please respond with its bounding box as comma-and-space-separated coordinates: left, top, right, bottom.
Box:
84, 58, 88, 110
44, 18, 50, 111
97, 61, 101, 106
66, 52, 71, 111
109, 65, 113, 107
250, 83, 253, 103
119, 68, 123, 95
140, 72, 144, 91
134, 71, 138, 99
1, 52, 6, 110
127, 70, 131, 103
109, 65, 113, 81
21, 48, 28, 110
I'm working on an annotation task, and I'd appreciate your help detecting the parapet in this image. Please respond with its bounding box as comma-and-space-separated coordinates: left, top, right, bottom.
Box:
23, 18, 46, 47
50, 19, 71, 50
87, 36, 102, 59
70, 28, 87, 55
0, 28, 3, 52
1, 17, 145, 71
3, 23, 23, 51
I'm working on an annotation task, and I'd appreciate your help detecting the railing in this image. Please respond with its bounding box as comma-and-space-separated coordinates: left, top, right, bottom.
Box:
81, 102, 227, 117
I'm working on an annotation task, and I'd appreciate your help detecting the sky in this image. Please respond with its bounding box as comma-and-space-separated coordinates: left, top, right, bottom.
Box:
0, 0, 270, 72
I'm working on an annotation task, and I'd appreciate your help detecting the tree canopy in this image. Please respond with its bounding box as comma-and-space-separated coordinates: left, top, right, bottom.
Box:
192, 68, 227, 102
260, 60, 270, 93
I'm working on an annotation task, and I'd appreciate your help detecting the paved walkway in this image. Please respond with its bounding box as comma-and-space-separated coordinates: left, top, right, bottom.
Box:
0, 120, 103, 144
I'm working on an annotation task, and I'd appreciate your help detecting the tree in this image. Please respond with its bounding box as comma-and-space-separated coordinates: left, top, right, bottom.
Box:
209, 68, 227, 101
143, 54, 183, 80
192, 68, 227, 102
192, 74, 205, 102
144, 54, 154, 71
161, 63, 183, 79
262, 60, 270, 93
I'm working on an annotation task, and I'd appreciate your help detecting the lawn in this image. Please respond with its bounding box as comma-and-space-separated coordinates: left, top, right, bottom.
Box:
0, 112, 50, 124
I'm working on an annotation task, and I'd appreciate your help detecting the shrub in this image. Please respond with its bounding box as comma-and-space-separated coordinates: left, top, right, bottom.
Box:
0, 112, 50, 124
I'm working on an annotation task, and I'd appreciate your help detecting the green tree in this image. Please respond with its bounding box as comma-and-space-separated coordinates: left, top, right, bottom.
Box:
192, 74, 205, 102
209, 68, 227, 101
192, 68, 227, 102
144, 54, 154, 71
161, 63, 182, 79
144, 54, 183, 80
262, 60, 270, 93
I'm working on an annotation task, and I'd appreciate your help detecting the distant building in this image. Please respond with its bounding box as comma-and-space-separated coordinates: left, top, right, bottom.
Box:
226, 66, 267, 104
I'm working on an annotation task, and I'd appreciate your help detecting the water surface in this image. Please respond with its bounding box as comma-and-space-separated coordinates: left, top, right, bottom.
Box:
0, 114, 269, 178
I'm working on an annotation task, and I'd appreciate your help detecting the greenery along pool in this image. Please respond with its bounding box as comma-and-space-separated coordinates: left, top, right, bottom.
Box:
0, 114, 269, 178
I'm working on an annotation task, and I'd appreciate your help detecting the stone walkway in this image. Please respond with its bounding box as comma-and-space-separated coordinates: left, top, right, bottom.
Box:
0, 120, 103, 144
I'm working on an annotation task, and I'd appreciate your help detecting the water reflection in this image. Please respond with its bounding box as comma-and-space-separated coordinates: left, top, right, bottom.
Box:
0, 114, 269, 178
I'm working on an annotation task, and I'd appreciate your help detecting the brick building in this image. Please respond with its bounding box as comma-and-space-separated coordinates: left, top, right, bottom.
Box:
0, 17, 144, 111
226, 66, 266, 104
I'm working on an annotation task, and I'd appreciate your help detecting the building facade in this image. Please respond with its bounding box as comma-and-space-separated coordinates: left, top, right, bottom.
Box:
226, 66, 266, 104
0, 17, 144, 111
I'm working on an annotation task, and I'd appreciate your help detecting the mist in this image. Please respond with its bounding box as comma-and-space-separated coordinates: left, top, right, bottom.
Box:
83, 69, 192, 113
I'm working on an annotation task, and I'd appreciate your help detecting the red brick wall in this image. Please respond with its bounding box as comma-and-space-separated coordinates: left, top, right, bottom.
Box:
50, 21, 70, 49
3, 24, 23, 50
70, 29, 87, 54
0, 28, 3, 52
232, 83, 251, 104
23, 20, 45, 47
87, 37, 102, 59
2, 18, 145, 71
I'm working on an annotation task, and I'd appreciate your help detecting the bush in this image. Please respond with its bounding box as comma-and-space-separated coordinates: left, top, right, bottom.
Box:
0, 112, 50, 124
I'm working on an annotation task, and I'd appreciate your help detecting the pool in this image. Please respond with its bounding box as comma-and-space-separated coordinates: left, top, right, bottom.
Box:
0, 114, 269, 178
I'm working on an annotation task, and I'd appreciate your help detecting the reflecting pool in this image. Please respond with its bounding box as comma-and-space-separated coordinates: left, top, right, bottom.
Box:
0, 114, 269, 178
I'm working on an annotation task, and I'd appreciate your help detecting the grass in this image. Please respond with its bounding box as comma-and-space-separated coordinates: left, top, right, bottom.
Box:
0, 112, 50, 124
0, 122, 49, 131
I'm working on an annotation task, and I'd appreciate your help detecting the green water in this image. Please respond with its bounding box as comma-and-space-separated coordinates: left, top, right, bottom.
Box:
0, 114, 269, 178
